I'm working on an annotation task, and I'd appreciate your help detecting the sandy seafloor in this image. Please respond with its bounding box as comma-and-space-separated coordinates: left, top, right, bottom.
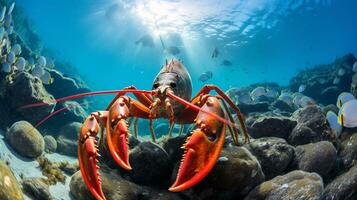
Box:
0, 130, 76, 200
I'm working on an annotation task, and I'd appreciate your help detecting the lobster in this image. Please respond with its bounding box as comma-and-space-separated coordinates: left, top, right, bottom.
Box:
23, 60, 249, 200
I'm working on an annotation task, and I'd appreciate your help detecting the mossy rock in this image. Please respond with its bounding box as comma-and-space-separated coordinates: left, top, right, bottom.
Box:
0, 161, 24, 200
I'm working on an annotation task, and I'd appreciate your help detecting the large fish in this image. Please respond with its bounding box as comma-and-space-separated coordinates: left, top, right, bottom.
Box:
199, 71, 213, 82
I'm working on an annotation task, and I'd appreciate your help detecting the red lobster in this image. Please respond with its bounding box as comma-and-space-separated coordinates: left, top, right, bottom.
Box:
24, 60, 249, 200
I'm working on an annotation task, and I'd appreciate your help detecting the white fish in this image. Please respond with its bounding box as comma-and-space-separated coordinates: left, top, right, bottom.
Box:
0, 6, 6, 22
238, 94, 253, 104
7, 51, 15, 64
300, 96, 315, 108
338, 99, 357, 128
11, 44, 21, 55
266, 88, 279, 98
37, 56, 46, 67
278, 93, 293, 105
0, 27, 5, 39
353, 62, 357, 73
336, 92, 355, 108
7, 2, 15, 15
46, 58, 55, 68
293, 93, 304, 107
333, 77, 340, 85
40, 71, 53, 85
14, 57, 26, 71
337, 68, 346, 76
298, 84, 306, 93
1, 62, 11, 73
250, 86, 266, 100
28, 57, 35, 65
326, 111, 342, 137
31, 64, 45, 78
318, 78, 327, 84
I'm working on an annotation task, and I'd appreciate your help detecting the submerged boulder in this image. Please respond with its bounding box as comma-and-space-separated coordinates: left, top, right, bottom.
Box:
244, 170, 323, 200
339, 132, 357, 170
44, 135, 57, 153
321, 165, 357, 200
5, 121, 44, 158
245, 137, 295, 179
294, 141, 337, 178
5, 72, 55, 123
21, 178, 53, 200
188, 146, 265, 199
0, 161, 24, 200
249, 116, 297, 139
56, 135, 77, 157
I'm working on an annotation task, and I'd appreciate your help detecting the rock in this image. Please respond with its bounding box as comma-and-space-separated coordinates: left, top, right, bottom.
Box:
58, 122, 82, 140
249, 116, 297, 139
339, 133, 357, 170
321, 165, 357, 200
245, 137, 295, 179
272, 99, 295, 112
128, 142, 172, 186
56, 135, 77, 157
238, 102, 270, 114
59, 162, 79, 176
294, 141, 337, 178
0, 161, 24, 200
245, 170, 323, 200
70, 170, 141, 200
5, 72, 55, 122
5, 121, 44, 158
22, 178, 53, 200
190, 146, 265, 199
44, 135, 57, 153
44, 69, 91, 102
160, 135, 187, 163
289, 105, 334, 145
322, 104, 339, 115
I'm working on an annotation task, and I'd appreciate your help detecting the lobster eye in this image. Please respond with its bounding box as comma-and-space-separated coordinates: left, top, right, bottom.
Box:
170, 82, 177, 88
153, 82, 160, 89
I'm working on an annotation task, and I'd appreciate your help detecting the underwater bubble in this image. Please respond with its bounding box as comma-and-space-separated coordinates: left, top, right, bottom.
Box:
11, 44, 21, 55
0, 6, 6, 22
31, 64, 45, 78
338, 99, 357, 128
37, 56, 46, 67
40, 71, 53, 85
300, 96, 315, 108
250, 86, 266, 100
1, 62, 11, 73
326, 111, 342, 137
298, 84, 306, 93
7, 2, 15, 15
337, 68, 346, 76
336, 92, 355, 108
353, 62, 357, 73
333, 77, 340, 85
15, 57, 26, 71
278, 92, 293, 105
7, 51, 15, 64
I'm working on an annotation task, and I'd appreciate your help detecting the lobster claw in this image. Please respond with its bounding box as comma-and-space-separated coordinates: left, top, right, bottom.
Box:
106, 119, 132, 170
78, 116, 106, 200
169, 97, 226, 192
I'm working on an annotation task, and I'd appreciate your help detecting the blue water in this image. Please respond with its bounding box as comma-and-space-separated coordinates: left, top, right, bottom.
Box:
16, 0, 357, 95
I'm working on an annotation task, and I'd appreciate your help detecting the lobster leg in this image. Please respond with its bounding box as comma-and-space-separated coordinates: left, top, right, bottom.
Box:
79, 96, 152, 200
169, 96, 226, 192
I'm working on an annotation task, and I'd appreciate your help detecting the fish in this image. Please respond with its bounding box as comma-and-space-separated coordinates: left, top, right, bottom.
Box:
326, 111, 342, 137
298, 84, 306, 93
1, 62, 11, 73
31, 64, 45, 78
14, 57, 26, 71
333, 77, 340, 85
0, 6, 6, 22
300, 96, 315, 107
211, 47, 219, 59
336, 92, 355, 108
338, 99, 357, 128
7, 51, 15, 64
278, 92, 293, 105
250, 86, 266, 100
164, 46, 180, 55
7, 2, 15, 15
353, 61, 357, 73
135, 34, 155, 48
222, 60, 232, 66
37, 56, 47, 67
11, 44, 21, 55
337, 68, 346, 76
40, 71, 54, 85
199, 71, 213, 82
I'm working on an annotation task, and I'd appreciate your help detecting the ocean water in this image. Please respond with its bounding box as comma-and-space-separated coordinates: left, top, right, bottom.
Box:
16, 0, 357, 94
1, 1, 357, 200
